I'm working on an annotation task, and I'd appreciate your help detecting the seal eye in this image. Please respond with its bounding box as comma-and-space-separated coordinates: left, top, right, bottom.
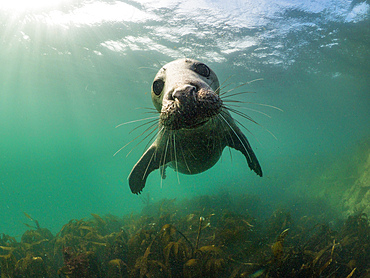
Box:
152, 79, 164, 96
193, 63, 210, 77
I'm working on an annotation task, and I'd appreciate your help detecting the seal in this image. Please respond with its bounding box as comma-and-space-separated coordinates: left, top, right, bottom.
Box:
128, 58, 262, 194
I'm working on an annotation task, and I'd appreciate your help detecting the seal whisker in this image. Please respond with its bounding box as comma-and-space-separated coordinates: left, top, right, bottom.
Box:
224, 104, 272, 118
114, 119, 158, 157
210, 117, 216, 151
141, 111, 160, 115
129, 119, 159, 135
178, 136, 192, 174
115, 116, 160, 157
135, 107, 158, 115
223, 108, 278, 141
218, 112, 254, 164
221, 100, 246, 103
141, 124, 163, 155
152, 126, 165, 162
214, 116, 231, 161
221, 91, 256, 99
160, 132, 171, 186
135, 107, 157, 111
124, 123, 159, 157
142, 141, 159, 181
222, 106, 258, 124
217, 75, 234, 92
172, 132, 181, 184
186, 144, 197, 160
219, 78, 264, 96
228, 146, 233, 162
223, 100, 283, 112
115, 116, 158, 128
216, 114, 234, 162
216, 113, 235, 151
223, 104, 281, 140
231, 117, 261, 145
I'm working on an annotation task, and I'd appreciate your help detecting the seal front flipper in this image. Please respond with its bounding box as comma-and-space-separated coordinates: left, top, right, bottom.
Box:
226, 124, 263, 177
129, 144, 164, 194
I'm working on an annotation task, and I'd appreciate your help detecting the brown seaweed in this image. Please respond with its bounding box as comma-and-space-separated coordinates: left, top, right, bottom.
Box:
0, 194, 369, 277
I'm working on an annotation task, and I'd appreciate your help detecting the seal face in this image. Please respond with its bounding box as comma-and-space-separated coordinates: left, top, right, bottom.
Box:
153, 59, 222, 130
128, 58, 262, 194
160, 85, 222, 130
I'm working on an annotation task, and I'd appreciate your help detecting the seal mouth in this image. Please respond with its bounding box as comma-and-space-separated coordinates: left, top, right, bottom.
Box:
160, 88, 222, 130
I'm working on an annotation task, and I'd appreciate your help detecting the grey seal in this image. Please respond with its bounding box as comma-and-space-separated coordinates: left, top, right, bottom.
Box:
128, 58, 262, 194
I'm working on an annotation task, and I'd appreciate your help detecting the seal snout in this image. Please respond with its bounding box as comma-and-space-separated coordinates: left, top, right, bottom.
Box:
160, 84, 222, 130
171, 84, 197, 103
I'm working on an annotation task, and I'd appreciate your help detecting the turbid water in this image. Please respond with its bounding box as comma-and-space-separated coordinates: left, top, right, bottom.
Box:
0, 0, 369, 246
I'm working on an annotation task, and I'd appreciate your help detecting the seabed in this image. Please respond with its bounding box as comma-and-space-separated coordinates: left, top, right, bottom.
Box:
0, 192, 369, 278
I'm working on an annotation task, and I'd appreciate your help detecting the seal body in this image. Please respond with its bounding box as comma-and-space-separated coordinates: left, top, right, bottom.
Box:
129, 58, 262, 194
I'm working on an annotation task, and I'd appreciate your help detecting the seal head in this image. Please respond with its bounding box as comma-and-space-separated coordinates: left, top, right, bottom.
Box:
153, 59, 222, 130
128, 58, 262, 194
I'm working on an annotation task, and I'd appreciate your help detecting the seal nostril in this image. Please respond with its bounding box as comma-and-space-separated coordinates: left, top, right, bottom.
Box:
172, 85, 197, 101
189, 85, 197, 93
172, 90, 181, 100
168, 90, 175, 100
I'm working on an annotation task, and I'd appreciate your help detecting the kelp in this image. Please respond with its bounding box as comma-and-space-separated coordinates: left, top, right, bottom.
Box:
0, 194, 369, 277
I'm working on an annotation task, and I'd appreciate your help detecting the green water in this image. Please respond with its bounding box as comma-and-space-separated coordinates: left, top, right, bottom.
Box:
0, 0, 369, 237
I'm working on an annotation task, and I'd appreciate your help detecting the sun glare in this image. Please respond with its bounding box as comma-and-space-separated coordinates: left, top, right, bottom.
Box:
0, 0, 71, 12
